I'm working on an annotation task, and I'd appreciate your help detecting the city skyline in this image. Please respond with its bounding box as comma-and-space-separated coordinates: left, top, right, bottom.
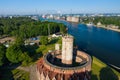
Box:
0, 0, 120, 15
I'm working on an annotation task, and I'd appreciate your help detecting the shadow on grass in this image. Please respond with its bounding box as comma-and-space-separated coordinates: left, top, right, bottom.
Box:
91, 74, 98, 80
0, 68, 13, 80
25, 44, 43, 61
0, 63, 21, 80
25, 44, 39, 56
99, 66, 119, 80
32, 51, 43, 62
19, 44, 43, 66
49, 38, 59, 45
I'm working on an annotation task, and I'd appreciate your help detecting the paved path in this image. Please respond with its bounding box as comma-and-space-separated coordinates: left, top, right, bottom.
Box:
29, 65, 39, 80
16, 66, 30, 72
0, 37, 14, 43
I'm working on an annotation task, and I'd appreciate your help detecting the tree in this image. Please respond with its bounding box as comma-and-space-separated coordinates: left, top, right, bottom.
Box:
59, 24, 67, 34
40, 36, 48, 45
15, 37, 24, 46
21, 52, 32, 66
0, 44, 6, 66
6, 43, 24, 63
0, 26, 3, 36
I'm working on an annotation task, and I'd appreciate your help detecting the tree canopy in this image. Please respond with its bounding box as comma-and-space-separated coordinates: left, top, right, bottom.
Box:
40, 36, 48, 45
6, 43, 24, 63
0, 44, 6, 66
0, 17, 67, 64
0, 17, 66, 38
5, 38, 25, 63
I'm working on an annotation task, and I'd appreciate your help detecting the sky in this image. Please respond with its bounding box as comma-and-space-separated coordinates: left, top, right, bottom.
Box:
0, 0, 120, 15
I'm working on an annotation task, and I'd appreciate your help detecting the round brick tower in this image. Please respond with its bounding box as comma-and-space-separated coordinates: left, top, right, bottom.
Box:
36, 35, 92, 80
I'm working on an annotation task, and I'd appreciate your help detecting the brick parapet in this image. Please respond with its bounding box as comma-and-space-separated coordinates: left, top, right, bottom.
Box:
43, 50, 92, 74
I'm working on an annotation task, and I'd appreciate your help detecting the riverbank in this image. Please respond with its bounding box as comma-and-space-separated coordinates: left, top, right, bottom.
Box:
96, 25, 120, 33
92, 56, 120, 80
84, 23, 120, 32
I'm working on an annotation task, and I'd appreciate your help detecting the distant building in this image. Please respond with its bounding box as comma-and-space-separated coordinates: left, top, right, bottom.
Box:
66, 16, 79, 23
9, 16, 13, 19
46, 14, 54, 19
54, 16, 66, 21
54, 16, 60, 20
31, 16, 38, 20
42, 15, 46, 18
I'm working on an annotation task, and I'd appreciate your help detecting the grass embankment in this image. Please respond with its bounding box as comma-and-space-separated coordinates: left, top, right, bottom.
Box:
92, 56, 120, 80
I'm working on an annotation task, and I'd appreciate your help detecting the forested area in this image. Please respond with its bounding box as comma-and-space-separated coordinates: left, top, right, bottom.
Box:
0, 17, 66, 38
93, 17, 120, 27
0, 17, 66, 67
0, 17, 67, 79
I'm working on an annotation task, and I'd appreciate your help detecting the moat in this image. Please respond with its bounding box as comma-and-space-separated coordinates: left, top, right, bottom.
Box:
40, 18, 120, 69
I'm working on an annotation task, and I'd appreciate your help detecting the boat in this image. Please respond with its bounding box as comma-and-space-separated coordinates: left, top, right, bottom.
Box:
86, 22, 93, 26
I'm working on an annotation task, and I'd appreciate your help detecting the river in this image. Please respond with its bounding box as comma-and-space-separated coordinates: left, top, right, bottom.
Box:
40, 18, 120, 69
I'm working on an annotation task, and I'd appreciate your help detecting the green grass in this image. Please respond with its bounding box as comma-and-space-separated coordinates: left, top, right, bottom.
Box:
12, 69, 29, 80
91, 56, 120, 80
36, 37, 62, 55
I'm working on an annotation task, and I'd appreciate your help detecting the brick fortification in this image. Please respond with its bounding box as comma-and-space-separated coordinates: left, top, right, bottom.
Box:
37, 35, 92, 80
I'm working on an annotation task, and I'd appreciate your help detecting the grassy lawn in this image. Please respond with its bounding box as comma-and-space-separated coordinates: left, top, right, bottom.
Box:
36, 37, 62, 55
91, 56, 120, 80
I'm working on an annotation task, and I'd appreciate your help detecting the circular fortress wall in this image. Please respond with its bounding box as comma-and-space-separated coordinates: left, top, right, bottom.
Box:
37, 50, 92, 80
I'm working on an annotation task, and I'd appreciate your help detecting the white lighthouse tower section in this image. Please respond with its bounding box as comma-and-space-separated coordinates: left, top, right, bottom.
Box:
62, 36, 73, 64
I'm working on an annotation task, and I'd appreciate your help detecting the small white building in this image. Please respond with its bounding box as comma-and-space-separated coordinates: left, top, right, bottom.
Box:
4, 44, 9, 48
52, 33, 62, 38
97, 22, 102, 26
